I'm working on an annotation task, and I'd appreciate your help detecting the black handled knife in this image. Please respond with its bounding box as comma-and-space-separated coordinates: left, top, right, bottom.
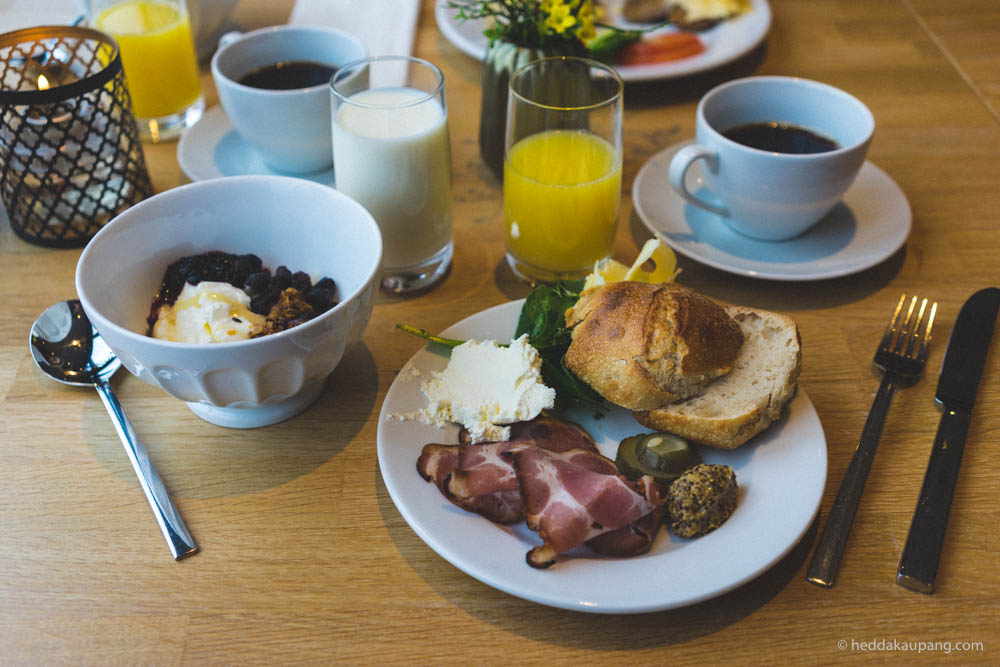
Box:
896, 287, 1000, 593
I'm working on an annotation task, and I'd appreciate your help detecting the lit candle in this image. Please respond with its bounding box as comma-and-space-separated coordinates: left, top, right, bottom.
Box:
1, 25, 153, 246
12, 56, 90, 218
23, 57, 78, 126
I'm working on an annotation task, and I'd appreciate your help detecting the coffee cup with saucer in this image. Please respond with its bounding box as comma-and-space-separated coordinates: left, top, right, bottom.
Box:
668, 76, 875, 241
210, 25, 366, 174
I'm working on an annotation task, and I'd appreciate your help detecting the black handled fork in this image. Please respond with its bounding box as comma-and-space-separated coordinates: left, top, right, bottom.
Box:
806, 294, 937, 588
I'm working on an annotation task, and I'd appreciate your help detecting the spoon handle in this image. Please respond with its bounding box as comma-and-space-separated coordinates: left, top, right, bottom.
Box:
95, 379, 198, 560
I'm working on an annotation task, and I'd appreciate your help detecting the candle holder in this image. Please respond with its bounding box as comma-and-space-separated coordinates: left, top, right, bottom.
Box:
0, 26, 152, 247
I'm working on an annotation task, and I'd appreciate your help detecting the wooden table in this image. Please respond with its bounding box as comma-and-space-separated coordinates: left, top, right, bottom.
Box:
2, 1, 998, 662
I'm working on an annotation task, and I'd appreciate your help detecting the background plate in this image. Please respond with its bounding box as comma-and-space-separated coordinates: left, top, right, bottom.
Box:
434, 0, 771, 82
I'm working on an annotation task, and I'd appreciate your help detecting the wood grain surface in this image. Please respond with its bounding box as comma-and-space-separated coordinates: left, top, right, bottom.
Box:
2, 0, 998, 663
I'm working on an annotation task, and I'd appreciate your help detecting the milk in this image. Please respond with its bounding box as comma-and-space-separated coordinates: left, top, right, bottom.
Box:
332, 87, 453, 270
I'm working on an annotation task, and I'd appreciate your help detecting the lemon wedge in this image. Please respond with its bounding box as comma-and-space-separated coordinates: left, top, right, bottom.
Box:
624, 238, 679, 283
583, 239, 679, 289
583, 258, 628, 290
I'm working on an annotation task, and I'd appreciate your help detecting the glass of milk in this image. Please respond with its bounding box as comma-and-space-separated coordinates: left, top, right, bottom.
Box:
331, 56, 453, 294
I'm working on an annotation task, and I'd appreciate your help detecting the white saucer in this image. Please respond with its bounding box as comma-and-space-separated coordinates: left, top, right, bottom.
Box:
632, 141, 912, 281
176, 106, 335, 186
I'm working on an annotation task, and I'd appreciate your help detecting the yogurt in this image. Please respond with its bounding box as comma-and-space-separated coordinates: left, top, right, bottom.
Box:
152, 281, 265, 343
332, 87, 452, 270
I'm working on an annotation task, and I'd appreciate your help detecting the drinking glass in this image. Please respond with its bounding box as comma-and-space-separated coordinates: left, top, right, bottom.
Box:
504, 56, 623, 284
90, 0, 204, 142
331, 56, 453, 294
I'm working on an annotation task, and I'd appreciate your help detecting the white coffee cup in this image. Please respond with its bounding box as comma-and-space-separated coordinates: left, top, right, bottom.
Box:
668, 76, 874, 241
211, 25, 366, 174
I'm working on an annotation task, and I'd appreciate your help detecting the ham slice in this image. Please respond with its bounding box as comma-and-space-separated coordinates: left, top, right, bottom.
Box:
416, 414, 665, 568
417, 441, 523, 523
457, 414, 596, 449
509, 448, 663, 569
585, 480, 666, 557
415, 444, 458, 489
416, 415, 599, 523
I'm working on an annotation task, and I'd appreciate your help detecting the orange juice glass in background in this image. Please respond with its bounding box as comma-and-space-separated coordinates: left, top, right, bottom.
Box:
503, 56, 623, 283
91, 0, 204, 142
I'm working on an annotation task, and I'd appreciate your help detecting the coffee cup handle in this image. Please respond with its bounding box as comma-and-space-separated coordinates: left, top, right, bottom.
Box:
217, 31, 243, 50
667, 144, 730, 218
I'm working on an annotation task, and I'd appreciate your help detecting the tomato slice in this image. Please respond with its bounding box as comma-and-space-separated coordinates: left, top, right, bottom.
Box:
618, 32, 705, 66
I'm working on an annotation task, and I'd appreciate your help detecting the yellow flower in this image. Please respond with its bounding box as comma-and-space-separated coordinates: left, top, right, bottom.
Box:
542, 0, 576, 34
576, 0, 597, 41
548, 10, 576, 33
452, 0, 615, 47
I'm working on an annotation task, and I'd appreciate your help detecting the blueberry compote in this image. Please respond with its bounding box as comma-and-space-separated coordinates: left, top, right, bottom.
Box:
146, 251, 338, 337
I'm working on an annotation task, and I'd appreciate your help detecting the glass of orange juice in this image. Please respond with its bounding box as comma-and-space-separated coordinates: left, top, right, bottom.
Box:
90, 0, 204, 142
503, 56, 623, 284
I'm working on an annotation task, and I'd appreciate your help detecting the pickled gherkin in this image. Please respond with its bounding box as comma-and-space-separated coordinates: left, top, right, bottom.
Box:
615, 432, 702, 487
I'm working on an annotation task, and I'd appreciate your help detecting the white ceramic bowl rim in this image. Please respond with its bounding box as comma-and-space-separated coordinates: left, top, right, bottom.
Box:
75, 175, 383, 349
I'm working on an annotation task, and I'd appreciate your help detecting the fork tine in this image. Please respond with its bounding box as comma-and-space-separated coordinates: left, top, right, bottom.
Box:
903, 298, 929, 358
917, 301, 938, 361
892, 296, 919, 355
880, 293, 908, 350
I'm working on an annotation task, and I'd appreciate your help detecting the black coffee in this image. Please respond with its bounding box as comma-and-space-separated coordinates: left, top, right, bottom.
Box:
238, 61, 338, 90
722, 122, 839, 154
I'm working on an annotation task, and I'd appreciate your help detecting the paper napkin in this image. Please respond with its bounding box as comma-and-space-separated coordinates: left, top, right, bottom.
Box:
288, 0, 420, 57
0, 0, 85, 34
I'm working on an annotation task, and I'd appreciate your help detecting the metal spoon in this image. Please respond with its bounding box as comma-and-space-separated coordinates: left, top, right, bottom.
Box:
30, 300, 198, 560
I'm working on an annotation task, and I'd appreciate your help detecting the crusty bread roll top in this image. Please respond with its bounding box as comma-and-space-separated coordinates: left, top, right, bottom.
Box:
564, 282, 744, 410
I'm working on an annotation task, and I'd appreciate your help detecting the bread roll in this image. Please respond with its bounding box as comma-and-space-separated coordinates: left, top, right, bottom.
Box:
634, 306, 802, 449
563, 282, 744, 410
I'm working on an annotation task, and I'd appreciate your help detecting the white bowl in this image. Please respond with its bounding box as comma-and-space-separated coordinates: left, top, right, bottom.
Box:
76, 176, 382, 428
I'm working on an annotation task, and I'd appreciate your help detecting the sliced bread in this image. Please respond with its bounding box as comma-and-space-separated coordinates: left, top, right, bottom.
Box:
632, 305, 802, 449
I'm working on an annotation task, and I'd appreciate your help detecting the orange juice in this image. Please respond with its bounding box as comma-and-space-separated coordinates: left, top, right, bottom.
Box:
96, 0, 201, 119
504, 130, 621, 275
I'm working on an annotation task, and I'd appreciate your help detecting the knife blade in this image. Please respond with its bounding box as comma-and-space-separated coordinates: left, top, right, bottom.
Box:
896, 287, 1000, 593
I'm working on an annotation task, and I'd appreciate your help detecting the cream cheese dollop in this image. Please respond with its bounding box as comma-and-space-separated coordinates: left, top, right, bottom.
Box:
395, 334, 556, 443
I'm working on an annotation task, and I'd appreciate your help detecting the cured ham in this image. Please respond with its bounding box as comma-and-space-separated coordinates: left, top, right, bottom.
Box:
586, 497, 666, 557
416, 414, 666, 568
509, 448, 662, 568
416, 414, 599, 524
415, 444, 457, 489
445, 440, 524, 523
457, 414, 595, 449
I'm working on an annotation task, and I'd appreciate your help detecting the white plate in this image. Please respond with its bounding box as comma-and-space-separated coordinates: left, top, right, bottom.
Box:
633, 141, 913, 281
176, 106, 335, 186
434, 0, 771, 82
377, 300, 827, 614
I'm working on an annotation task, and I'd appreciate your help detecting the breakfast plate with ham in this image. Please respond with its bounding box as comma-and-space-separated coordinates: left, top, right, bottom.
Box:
377, 296, 826, 613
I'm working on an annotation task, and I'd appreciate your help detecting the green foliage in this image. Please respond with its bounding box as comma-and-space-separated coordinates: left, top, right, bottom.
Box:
587, 28, 641, 63
514, 279, 582, 349
514, 280, 605, 411
394, 324, 465, 350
